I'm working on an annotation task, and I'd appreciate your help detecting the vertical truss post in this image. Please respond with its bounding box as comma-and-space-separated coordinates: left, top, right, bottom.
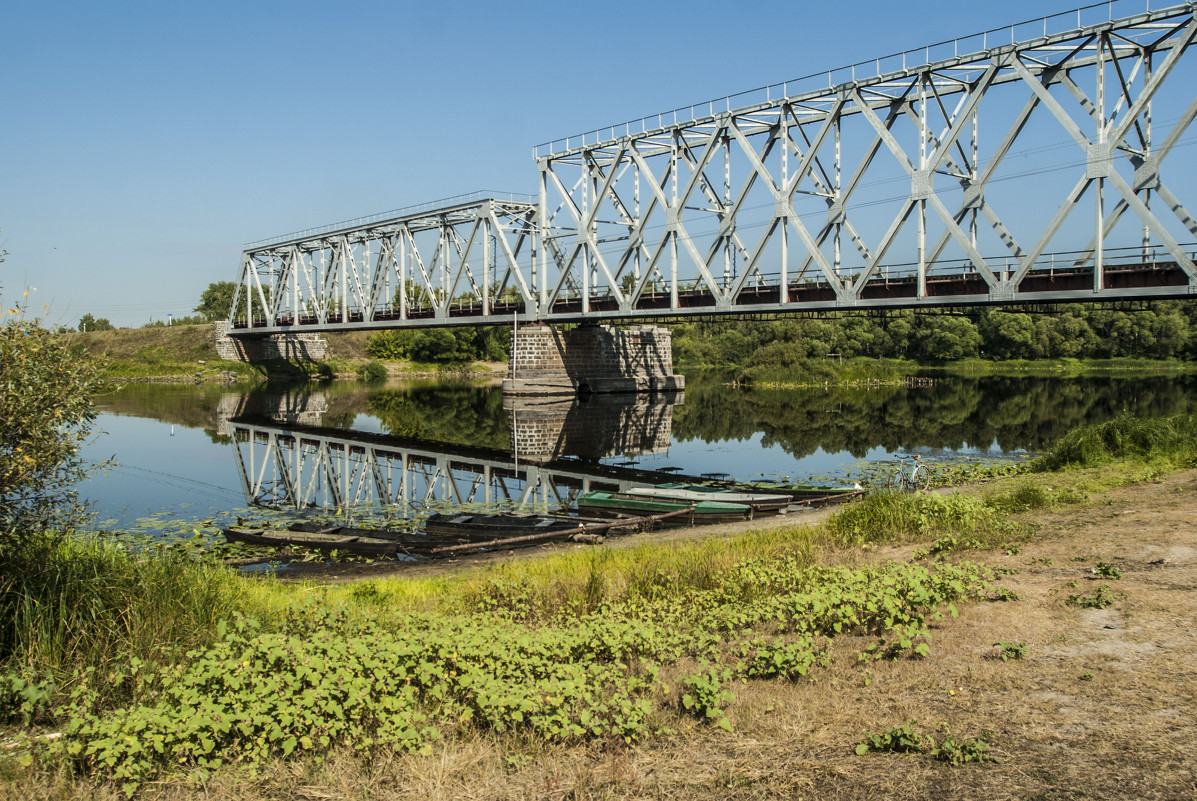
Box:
1095, 32, 1107, 292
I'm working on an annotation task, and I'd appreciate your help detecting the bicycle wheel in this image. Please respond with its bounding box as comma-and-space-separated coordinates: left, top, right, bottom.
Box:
889, 468, 905, 490
915, 466, 933, 491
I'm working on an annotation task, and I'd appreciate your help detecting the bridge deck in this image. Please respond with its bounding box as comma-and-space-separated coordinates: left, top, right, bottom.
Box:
229, 258, 1193, 334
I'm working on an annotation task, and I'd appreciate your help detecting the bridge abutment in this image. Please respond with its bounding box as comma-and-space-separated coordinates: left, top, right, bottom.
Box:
502, 323, 685, 396
214, 322, 328, 362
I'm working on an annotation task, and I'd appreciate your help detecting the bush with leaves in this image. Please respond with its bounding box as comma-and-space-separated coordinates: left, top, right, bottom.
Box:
1, 290, 104, 552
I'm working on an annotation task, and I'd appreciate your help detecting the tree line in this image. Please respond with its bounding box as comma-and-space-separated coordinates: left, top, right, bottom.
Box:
669, 301, 1197, 365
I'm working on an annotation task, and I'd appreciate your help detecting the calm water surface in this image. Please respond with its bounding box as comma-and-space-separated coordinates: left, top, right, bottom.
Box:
78, 371, 1197, 531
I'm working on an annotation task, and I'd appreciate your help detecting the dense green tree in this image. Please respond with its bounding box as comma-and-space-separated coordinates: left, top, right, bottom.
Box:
193, 281, 248, 323
978, 310, 1040, 359
909, 315, 982, 362
77, 313, 114, 332
1037, 312, 1097, 358
879, 311, 916, 359
1148, 308, 1190, 358
366, 329, 413, 360
365, 326, 509, 364
669, 300, 1197, 366
840, 316, 884, 357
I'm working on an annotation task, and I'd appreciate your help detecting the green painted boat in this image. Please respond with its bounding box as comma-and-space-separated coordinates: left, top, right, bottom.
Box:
706, 480, 864, 503
625, 483, 793, 513
575, 491, 753, 524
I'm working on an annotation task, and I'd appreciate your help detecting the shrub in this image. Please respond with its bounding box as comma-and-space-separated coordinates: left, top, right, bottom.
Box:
0, 306, 104, 552
366, 329, 411, 360
356, 360, 387, 382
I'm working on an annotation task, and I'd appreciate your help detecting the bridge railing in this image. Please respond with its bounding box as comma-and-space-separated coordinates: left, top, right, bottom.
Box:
533, 0, 1182, 157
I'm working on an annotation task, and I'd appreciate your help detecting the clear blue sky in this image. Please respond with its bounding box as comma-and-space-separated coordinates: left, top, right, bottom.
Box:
0, 0, 1127, 328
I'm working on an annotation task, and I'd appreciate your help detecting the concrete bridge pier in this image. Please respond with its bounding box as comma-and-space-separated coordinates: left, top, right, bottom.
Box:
502, 323, 685, 396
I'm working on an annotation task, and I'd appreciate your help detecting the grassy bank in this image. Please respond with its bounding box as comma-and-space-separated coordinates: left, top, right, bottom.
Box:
68, 325, 503, 382
734, 356, 909, 388
67, 323, 1195, 384
3, 412, 1195, 796
925, 356, 1197, 376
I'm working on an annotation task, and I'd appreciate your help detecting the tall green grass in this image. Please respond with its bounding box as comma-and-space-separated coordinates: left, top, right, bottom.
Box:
824, 491, 1030, 550
0, 534, 249, 679
406, 525, 824, 620
931, 357, 1195, 376
1034, 412, 1197, 471
738, 356, 903, 387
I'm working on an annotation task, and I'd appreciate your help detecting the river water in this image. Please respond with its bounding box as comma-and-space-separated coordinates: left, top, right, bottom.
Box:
78, 371, 1197, 536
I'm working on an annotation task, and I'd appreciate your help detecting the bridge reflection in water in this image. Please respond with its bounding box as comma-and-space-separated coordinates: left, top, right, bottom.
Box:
224, 389, 691, 514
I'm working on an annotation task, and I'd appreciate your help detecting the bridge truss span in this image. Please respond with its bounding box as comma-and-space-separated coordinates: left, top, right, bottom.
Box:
231, 2, 1197, 336
232, 194, 540, 333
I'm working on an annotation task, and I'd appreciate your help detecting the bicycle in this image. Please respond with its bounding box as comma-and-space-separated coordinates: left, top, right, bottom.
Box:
889, 454, 933, 491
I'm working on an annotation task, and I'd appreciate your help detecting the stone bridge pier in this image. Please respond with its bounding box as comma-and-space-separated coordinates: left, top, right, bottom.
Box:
502, 323, 685, 396
214, 321, 328, 362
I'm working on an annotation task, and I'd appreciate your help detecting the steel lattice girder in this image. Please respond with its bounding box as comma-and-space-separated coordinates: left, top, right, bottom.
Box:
535, 2, 1197, 316
231, 2, 1197, 335
231, 197, 539, 331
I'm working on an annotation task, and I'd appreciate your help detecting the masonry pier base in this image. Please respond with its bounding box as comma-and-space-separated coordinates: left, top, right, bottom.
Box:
214, 321, 328, 361
502, 323, 685, 396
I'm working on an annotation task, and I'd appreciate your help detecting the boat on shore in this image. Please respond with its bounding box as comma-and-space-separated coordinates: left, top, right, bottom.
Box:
622, 483, 793, 513
424, 512, 582, 540
222, 524, 400, 556
576, 491, 753, 523
705, 480, 864, 503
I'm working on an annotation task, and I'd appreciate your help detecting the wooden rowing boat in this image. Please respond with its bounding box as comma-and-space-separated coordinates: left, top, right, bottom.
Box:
704, 479, 864, 503
576, 491, 752, 523
622, 483, 793, 513
222, 525, 398, 556
424, 512, 582, 539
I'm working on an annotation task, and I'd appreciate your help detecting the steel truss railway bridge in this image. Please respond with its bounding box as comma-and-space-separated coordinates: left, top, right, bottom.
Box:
229, 1, 1197, 342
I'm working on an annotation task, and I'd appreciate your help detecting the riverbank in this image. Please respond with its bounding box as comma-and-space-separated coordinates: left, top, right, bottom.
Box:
293, 468, 1197, 801
702, 355, 1197, 390
4, 467, 1194, 799
68, 324, 1195, 385
69, 324, 506, 382
4, 410, 1195, 798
